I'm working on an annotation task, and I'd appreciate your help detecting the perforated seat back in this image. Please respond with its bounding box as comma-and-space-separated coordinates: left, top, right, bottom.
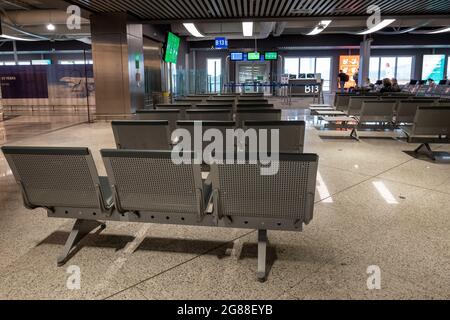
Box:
102, 150, 202, 214
396, 100, 435, 123
237, 104, 273, 109
244, 121, 305, 153
238, 100, 269, 104
135, 110, 181, 133
195, 104, 233, 110
156, 104, 192, 117
2, 147, 101, 209
360, 100, 396, 122
211, 154, 318, 223
236, 109, 282, 128
176, 121, 236, 153
334, 94, 352, 111
186, 109, 232, 121
112, 120, 171, 150
412, 107, 450, 135
347, 97, 379, 116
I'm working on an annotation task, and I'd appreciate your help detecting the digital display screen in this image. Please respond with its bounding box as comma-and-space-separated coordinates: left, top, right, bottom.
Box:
264, 52, 278, 60
164, 32, 180, 64
247, 52, 261, 61
215, 37, 228, 49
230, 52, 244, 61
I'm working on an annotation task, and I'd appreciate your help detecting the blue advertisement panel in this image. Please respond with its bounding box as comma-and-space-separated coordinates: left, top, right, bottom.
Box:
422, 54, 445, 81
48, 64, 95, 99
0, 66, 49, 98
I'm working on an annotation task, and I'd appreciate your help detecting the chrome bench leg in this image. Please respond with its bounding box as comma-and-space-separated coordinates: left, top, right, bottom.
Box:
257, 229, 268, 283
414, 143, 436, 161
57, 219, 106, 267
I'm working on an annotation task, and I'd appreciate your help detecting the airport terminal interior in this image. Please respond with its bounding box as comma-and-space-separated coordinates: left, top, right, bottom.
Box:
0, 0, 450, 300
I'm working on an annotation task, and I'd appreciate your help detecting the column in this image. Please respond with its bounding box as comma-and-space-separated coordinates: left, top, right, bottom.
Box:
359, 38, 372, 87
90, 13, 144, 115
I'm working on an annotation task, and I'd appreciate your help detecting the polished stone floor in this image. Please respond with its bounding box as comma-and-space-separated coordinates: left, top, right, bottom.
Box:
0, 97, 449, 300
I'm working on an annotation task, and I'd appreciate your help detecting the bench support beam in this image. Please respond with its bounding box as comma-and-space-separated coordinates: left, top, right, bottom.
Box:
257, 229, 268, 282
57, 219, 106, 267
414, 143, 436, 161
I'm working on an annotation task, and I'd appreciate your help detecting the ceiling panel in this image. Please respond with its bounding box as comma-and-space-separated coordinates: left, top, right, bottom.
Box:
67, 0, 450, 21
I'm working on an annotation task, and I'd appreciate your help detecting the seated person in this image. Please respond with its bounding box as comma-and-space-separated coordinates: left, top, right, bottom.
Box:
391, 78, 401, 92
379, 78, 393, 93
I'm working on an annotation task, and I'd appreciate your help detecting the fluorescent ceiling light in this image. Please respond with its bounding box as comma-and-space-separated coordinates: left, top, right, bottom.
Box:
0, 34, 35, 41
307, 20, 332, 35
428, 26, 450, 34
46, 23, 56, 31
242, 22, 253, 37
183, 23, 204, 37
358, 19, 396, 35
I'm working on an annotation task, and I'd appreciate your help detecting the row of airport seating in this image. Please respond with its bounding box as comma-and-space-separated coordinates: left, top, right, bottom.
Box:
136, 107, 281, 129
309, 93, 450, 159
112, 120, 306, 154
2, 114, 316, 282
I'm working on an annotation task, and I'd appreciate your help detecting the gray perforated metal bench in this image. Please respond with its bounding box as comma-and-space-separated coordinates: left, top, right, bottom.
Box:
135, 109, 181, 133
322, 100, 397, 140
112, 120, 172, 150
210, 153, 318, 281
2, 146, 319, 281
186, 109, 233, 121
2, 147, 112, 267
236, 109, 282, 128
401, 106, 450, 160
244, 120, 305, 153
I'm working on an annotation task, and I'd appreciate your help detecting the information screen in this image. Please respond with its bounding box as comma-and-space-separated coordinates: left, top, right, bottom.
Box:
264, 52, 278, 60
230, 52, 244, 61
164, 32, 180, 64
247, 52, 261, 61
215, 37, 228, 49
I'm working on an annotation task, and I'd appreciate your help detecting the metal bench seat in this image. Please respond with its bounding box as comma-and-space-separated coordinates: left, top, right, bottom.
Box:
112, 120, 172, 150
401, 106, 450, 160
1, 146, 113, 266
2, 146, 320, 281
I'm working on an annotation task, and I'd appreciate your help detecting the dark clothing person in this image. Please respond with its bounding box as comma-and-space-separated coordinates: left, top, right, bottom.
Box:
338, 72, 348, 93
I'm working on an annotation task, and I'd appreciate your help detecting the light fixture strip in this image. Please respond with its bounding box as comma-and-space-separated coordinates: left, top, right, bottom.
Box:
307, 20, 332, 36
358, 19, 396, 35
183, 23, 204, 38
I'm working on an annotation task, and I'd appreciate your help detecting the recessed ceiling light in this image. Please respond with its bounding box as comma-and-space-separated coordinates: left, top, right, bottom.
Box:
183, 23, 204, 37
307, 20, 332, 35
46, 23, 56, 31
357, 19, 396, 35
242, 22, 253, 37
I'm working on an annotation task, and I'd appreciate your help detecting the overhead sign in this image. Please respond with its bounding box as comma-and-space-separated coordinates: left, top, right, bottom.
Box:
215, 37, 228, 49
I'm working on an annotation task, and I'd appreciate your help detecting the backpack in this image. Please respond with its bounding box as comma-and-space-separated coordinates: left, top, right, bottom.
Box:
344, 74, 350, 82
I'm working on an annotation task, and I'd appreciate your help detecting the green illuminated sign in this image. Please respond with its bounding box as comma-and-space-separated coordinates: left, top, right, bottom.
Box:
264, 52, 278, 60
247, 52, 261, 61
164, 32, 180, 64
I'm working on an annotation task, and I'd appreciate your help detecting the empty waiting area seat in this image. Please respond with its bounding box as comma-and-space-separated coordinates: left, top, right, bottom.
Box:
402, 106, 450, 160
244, 121, 306, 153
210, 153, 319, 280
1, 146, 111, 266
186, 109, 233, 121
236, 109, 282, 127
112, 120, 172, 150
2, 146, 319, 281
135, 109, 181, 132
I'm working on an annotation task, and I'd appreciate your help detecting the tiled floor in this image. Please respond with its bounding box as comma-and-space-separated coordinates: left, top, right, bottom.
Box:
0, 98, 449, 300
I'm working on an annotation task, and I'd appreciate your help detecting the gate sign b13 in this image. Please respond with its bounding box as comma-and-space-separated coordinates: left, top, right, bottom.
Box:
215, 38, 228, 49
